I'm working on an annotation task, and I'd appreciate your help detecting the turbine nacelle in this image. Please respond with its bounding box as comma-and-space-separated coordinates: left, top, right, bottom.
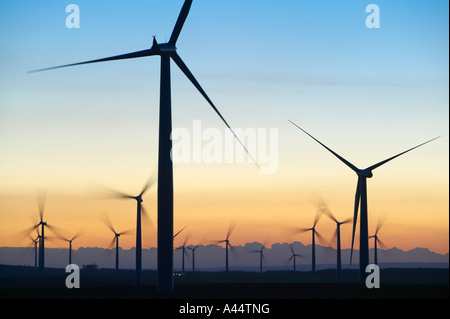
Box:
151, 37, 177, 53
357, 169, 373, 178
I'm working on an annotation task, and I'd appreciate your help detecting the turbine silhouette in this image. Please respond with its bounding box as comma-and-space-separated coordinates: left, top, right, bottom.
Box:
215, 221, 238, 273
90, 173, 155, 286
286, 243, 303, 272
320, 199, 351, 279
187, 245, 201, 272
369, 216, 388, 265
250, 243, 267, 273
289, 120, 440, 281
29, 190, 57, 276
101, 214, 132, 281
30, 0, 257, 292
55, 230, 84, 266
290, 210, 324, 275
175, 231, 190, 273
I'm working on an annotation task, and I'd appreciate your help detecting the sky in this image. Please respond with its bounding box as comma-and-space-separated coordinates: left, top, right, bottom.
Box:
0, 0, 448, 256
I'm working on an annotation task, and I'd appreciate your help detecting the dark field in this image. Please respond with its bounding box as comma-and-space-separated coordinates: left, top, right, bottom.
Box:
0, 264, 448, 300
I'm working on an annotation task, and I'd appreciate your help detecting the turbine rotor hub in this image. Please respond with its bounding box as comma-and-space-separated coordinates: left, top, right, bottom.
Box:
358, 169, 373, 178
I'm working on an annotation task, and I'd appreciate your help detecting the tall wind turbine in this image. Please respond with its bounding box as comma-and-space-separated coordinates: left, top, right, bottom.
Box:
101, 214, 132, 281
30, 0, 256, 292
290, 211, 324, 276
289, 120, 440, 281
92, 173, 155, 286
320, 200, 352, 279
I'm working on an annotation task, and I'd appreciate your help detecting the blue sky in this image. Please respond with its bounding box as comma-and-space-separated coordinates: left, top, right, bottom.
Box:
0, 1, 448, 252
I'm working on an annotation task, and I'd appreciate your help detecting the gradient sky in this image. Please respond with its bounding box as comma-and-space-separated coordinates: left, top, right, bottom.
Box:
0, 1, 448, 255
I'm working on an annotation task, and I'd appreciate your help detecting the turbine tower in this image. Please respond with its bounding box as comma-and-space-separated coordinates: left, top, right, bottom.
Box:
30, 0, 256, 292
320, 200, 351, 279
289, 120, 439, 281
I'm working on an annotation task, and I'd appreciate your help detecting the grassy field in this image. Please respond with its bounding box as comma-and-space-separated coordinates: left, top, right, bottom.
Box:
0, 264, 448, 299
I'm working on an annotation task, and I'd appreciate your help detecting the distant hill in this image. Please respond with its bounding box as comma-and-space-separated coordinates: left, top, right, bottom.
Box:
0, 242, 448, 271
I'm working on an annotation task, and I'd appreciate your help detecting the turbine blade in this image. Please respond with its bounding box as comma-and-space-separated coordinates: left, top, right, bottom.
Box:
174, 226, 188, 239
36, 189, 47, 222
107, 237, 116, 250
28, 48, 158, 73
99, 213, 116, 234
71, 230, 84, 241
226, 220, 237, 240
365, 136, 440, 172
169, 0, 193, 45
377, 238, 388, 250
118, 228, 134, 236
375, 214, 388, 236
141, 205, 156, 232
289, 120, 359, 173
350, 178, 362, 265
139, 170, 157, 197
171, 52, 260, 169
85, 180, 134, 200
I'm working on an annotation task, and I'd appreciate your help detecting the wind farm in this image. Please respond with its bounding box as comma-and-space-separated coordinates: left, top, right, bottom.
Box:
0, 0, 448, 303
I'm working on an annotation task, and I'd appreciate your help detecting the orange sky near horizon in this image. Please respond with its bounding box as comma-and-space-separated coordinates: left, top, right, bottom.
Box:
1, 155, 448, 255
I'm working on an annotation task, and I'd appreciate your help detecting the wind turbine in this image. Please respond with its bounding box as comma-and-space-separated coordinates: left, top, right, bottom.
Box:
319, 200, 352, 279
26, 231, 39, 268
289, 120, 440, 281
56, 230, 84, 266
187, 245, 201, 272
369, 216, 388, 265
290, 210, 324, 276
286, 244, 302, 272
30, 0, 257, 292
101, 214, 132, 281
92, 174, 156, 286
31, 191, 56, 276
216, 221, 238, 272
250, 243, 267, 273
175, 231, 190, 273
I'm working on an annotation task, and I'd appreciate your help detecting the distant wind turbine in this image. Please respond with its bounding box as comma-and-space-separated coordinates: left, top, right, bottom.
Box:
175, 231, 190, 273
28, 190, 57, 276
286, 244, 303, 272
320, 199, 352, 279
250, 243, 267, 273
55, 230, 84, 266
369, 216, 388, 265
290, 210, 324, 276
91, 173, 156, 286
101, 214, 132, 281
215, 221, 238, 272
187, 245, 201, 272
289, 120, 440, 281
30, 0, 257, 292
